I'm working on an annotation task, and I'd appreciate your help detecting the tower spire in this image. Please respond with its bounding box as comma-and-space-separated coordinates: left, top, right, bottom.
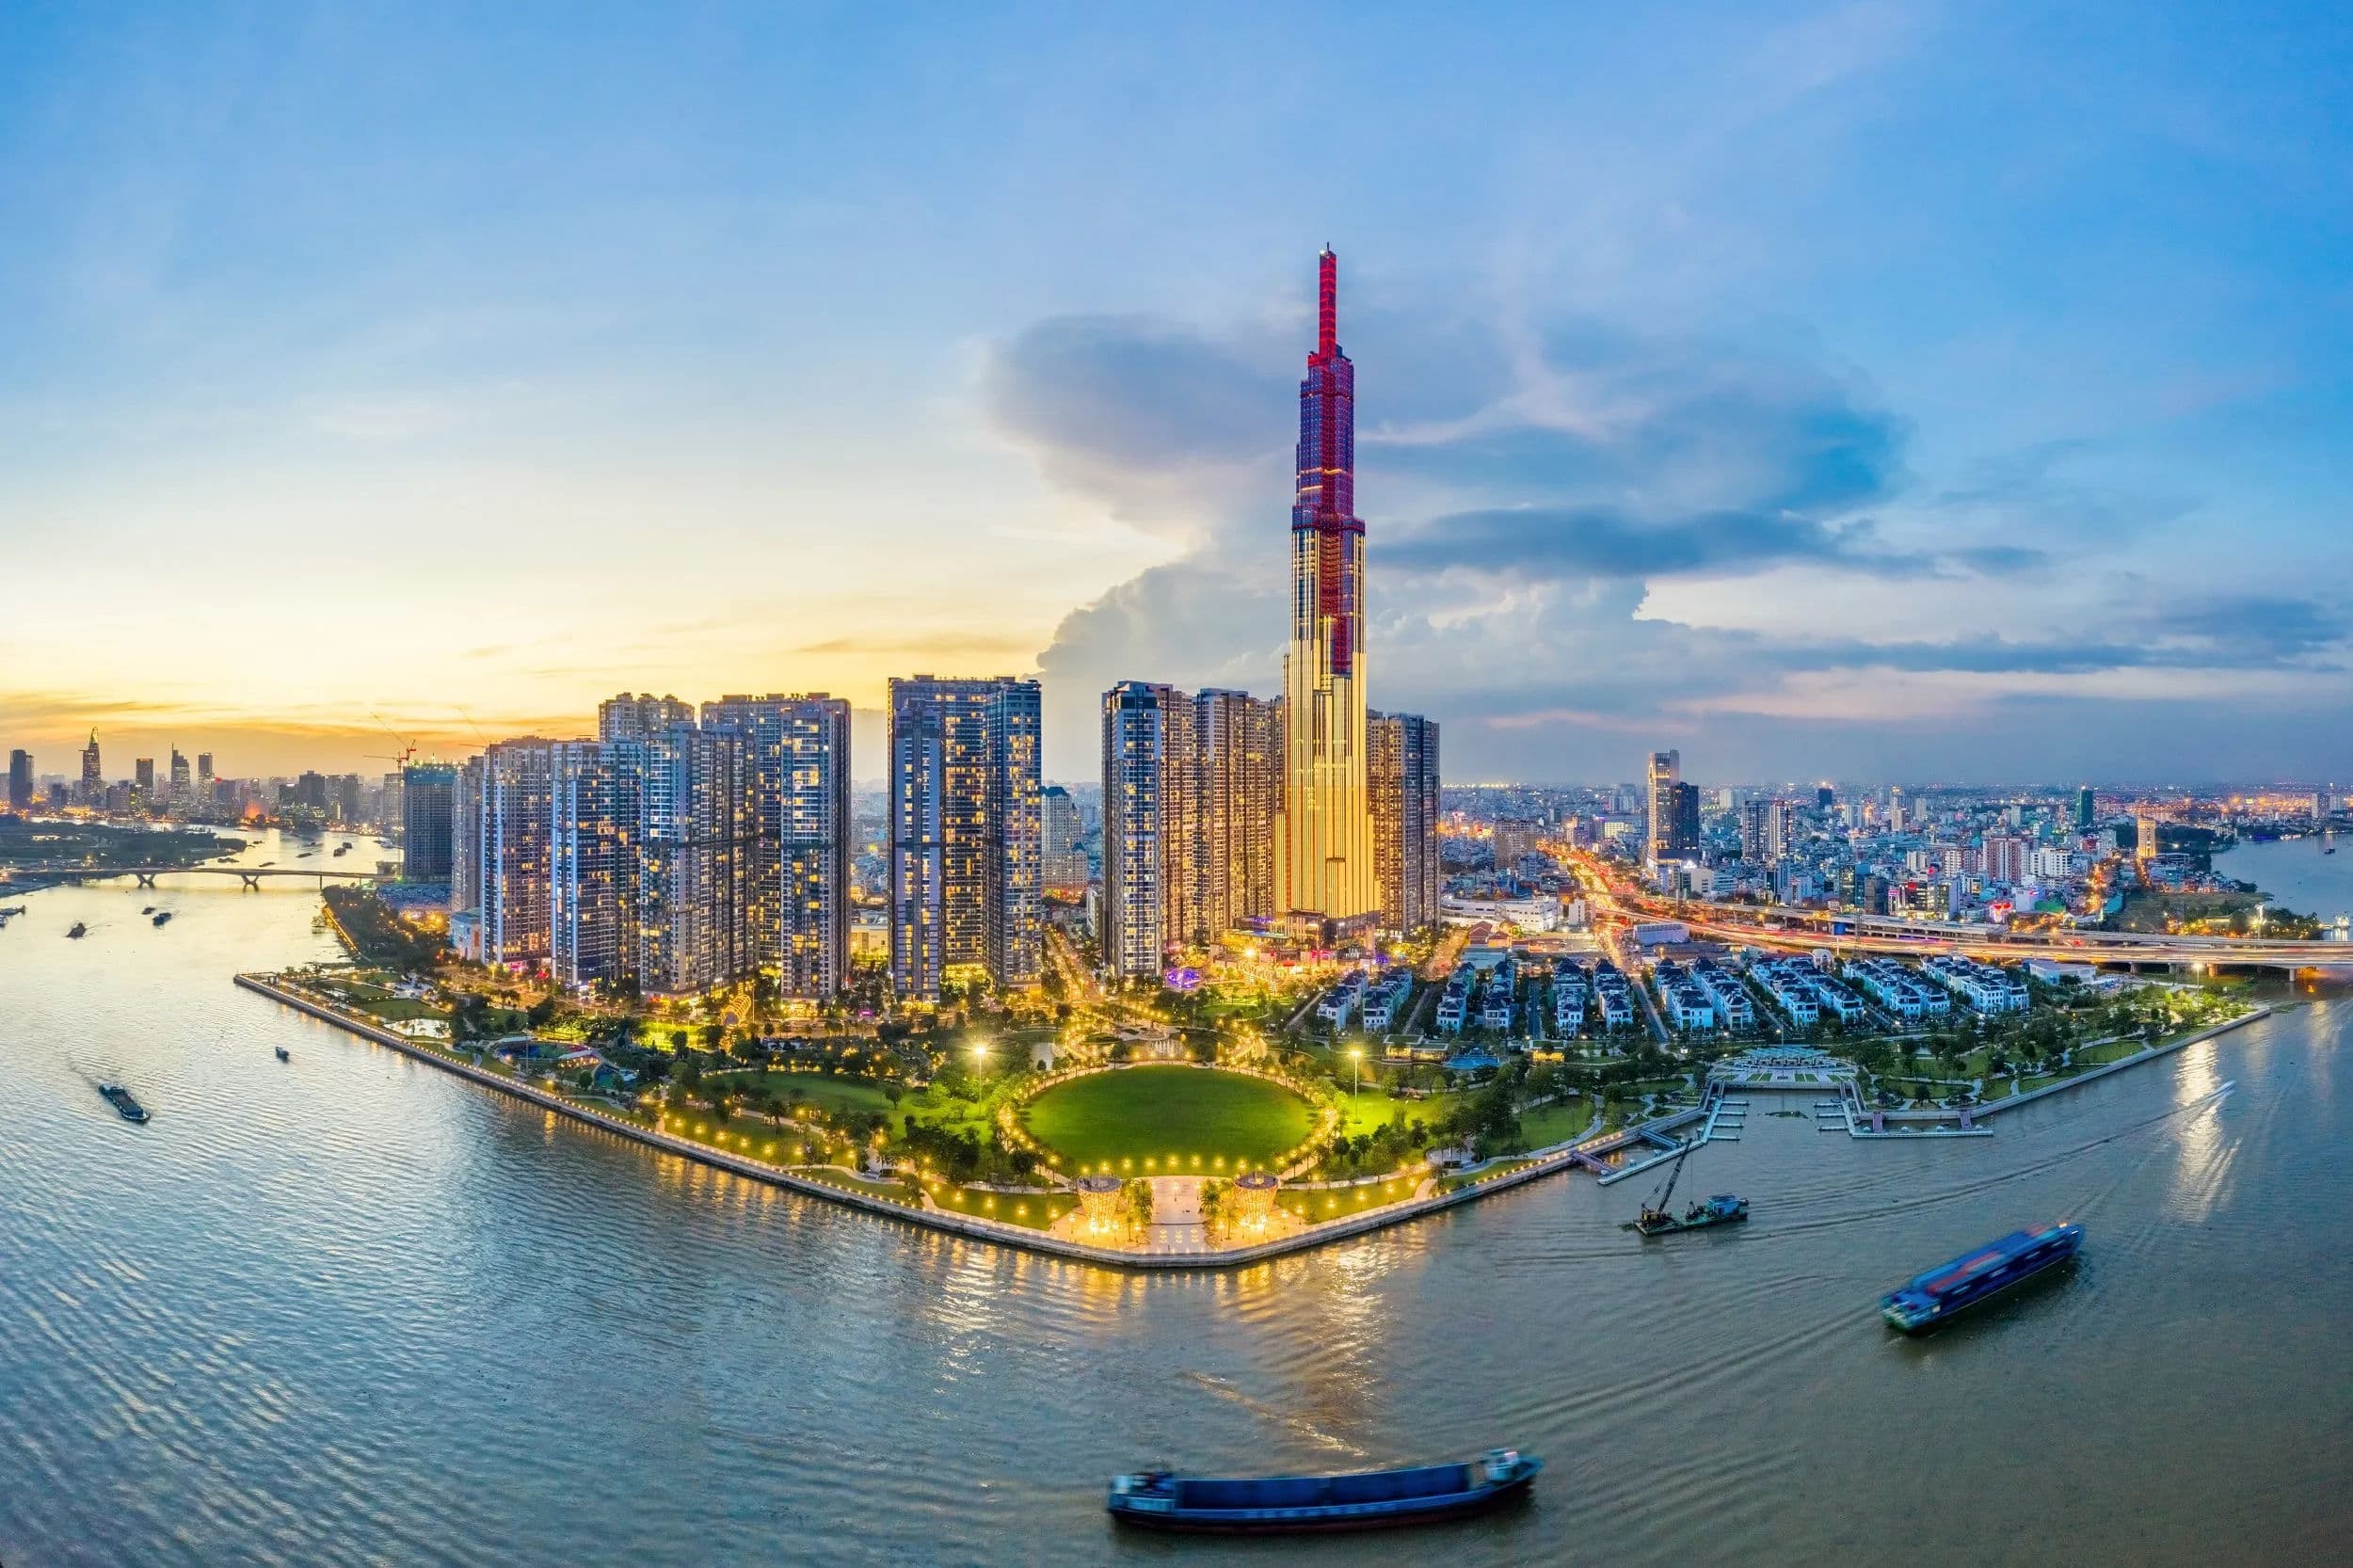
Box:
1317, 246, 1337, 360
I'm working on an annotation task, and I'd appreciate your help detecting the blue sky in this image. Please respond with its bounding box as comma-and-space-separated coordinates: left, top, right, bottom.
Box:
1, 2, 2346, 783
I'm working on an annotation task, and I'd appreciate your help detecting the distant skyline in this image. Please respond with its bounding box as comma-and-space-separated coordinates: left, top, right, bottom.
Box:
4, 4, 2348, 784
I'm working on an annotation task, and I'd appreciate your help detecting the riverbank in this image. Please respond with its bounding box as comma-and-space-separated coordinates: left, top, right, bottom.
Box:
235, 972, 1628, 1272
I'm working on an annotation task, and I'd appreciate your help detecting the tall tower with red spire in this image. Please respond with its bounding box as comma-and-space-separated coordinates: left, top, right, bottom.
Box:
1276, 247, 1377, 937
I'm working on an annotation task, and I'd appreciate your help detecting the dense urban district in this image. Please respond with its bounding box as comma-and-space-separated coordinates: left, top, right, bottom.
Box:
6, 249, 2344, 1261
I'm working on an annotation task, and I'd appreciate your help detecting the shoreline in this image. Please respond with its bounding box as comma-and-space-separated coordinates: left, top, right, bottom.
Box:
234, 972, 1609, 1272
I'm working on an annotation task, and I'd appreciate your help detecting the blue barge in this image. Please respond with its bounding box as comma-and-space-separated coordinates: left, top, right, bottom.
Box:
1107, 1448, 1542, 1532
1881, 1223, 2082, 1332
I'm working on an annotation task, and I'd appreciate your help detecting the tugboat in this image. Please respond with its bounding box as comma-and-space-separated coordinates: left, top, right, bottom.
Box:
1881, 1223, 2083, 1333
66, 921, 88, 939
1624, 1139, 1747, 1237
1108, 1448, 1542, 1533
274, 1047, 291, 1063
97, 1083, 151, 1123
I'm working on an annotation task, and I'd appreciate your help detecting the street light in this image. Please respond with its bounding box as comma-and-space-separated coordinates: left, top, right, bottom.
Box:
1348, 1045, 1364, 1096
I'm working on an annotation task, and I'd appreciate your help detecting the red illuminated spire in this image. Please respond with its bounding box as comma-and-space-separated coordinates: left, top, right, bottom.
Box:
1317, 246, 1337, 360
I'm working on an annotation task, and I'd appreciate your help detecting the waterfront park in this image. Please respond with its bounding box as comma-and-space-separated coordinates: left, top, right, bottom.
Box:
232, 883, 2281, 1265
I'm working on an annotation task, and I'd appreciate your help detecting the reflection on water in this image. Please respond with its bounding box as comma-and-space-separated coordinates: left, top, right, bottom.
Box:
1, 835, 2350, 1566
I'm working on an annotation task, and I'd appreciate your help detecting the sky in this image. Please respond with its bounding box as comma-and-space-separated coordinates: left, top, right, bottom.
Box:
2, 2, 2348, 787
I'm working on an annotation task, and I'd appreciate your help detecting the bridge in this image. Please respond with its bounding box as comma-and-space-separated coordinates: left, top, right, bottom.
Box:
0, 864, 380, 890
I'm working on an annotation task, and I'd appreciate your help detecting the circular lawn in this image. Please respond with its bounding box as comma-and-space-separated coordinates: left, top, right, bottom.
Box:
1021, 1065, 1316, 1174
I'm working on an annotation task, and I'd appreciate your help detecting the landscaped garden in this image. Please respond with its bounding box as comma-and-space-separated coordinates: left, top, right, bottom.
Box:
1020, 1064, 1317, 1173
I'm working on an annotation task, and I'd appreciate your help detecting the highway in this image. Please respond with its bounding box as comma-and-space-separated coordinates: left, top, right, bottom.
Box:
1565, 852, 2353, 973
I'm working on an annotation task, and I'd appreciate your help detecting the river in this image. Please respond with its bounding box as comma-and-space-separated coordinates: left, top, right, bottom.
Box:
3, 829, 2348, 1566
2215, 833, 2353, 926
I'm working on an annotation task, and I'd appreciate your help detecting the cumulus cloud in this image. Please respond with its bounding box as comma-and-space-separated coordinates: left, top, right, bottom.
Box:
984, 284, 2349, 780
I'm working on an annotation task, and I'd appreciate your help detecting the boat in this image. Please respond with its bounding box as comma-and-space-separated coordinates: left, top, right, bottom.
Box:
66, 921, 88, 939
1881, 1223, 2082, 1333
1623, 1137, 1746, 1237
152, 912, 172, 927
1108, 1449, 1542, 1533
1631, 1193, 1749, 1235
97, 1083, 151, 1124
274, 1047, 290, 1063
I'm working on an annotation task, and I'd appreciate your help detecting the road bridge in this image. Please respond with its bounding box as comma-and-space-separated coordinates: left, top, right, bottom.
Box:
1, 864, 378, 890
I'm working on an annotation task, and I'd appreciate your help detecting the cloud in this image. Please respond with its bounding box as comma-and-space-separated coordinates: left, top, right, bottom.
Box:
987, 279, 2347, 781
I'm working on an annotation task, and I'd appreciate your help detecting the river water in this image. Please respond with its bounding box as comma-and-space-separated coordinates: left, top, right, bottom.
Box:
2215, 833, 2353, 926
3, 830, 2349, 1567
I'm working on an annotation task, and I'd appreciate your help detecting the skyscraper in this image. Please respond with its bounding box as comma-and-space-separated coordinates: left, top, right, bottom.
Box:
403, 762, 458, 881
598, 693, 696, 742
1195, 688, 1280, 932
1102, 681, 1201, 980
1276, 247, 1377, 941
1041, 786, 1088, 891
1645, 750, 1682, 868
476, 741, 557, 969
450, 756, 484, 940
701, 695, 855, 1000
168, 749, 192, 810
550, 739, 644, 996
1673, 782, 1702, 858
636, 725, 753, 996
197, 753, 215, 802
1738, 797, 1792, 862
2074, 785, 2095, 832
1369, 712, 1440, 933
7, 749, 32, 813
135, 758, 156, 798
79, 729, 102, 805
888, 677, 1043, 1000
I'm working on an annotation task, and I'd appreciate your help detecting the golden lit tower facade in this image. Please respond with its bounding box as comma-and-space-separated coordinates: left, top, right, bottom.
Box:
1277, 247, 1377, 941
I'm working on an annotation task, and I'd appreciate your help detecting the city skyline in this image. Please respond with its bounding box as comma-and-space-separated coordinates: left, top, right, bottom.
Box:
4, 6, 2351, 785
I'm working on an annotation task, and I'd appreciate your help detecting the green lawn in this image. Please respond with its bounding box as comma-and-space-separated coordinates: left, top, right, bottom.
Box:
728, 1070, 897, 1118
1279, 1175, 1419, 1224
1022, 1065, 1316, 1174
1517, 1098, 1594, 1148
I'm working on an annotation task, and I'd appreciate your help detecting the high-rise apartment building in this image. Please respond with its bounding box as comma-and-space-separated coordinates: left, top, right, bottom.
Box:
1645, 750, 1683, 868
1276, 248, 1377, 940
403, 762, 458, 881
1984, 833, 2031, 884
1042, 786, 1088, 891
701, 695, 855, 1000
1196, 688, 1280, 932
380, 772, 405, 834
475, 741, 557, 969
2136, 808, 2162, 864
1369, 712, 1439, 933
450, 757, 484, 919
1102, 681, 1201, 980
636, 725, 752, 997
550, 740, 644, 996
1738, 797, 1793, 862
598, 693, 695, 742
888, 676, 1042, 1000
7, 749, 31, 812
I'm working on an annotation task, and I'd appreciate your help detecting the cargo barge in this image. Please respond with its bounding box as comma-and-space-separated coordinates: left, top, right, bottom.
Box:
1881, 1223, 2081, 1332
1108, 1448, 1541, 1532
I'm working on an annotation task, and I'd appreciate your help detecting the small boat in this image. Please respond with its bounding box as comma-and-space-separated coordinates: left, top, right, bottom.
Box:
97, 1083, 151, 1124
152, 911, 173, 927
274, 1047, 291, 1063
141, 905, 155, 915
1881, 1223, 2082, 1333
66, 921, 88, 939
1108, 1449, 1542, 1533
